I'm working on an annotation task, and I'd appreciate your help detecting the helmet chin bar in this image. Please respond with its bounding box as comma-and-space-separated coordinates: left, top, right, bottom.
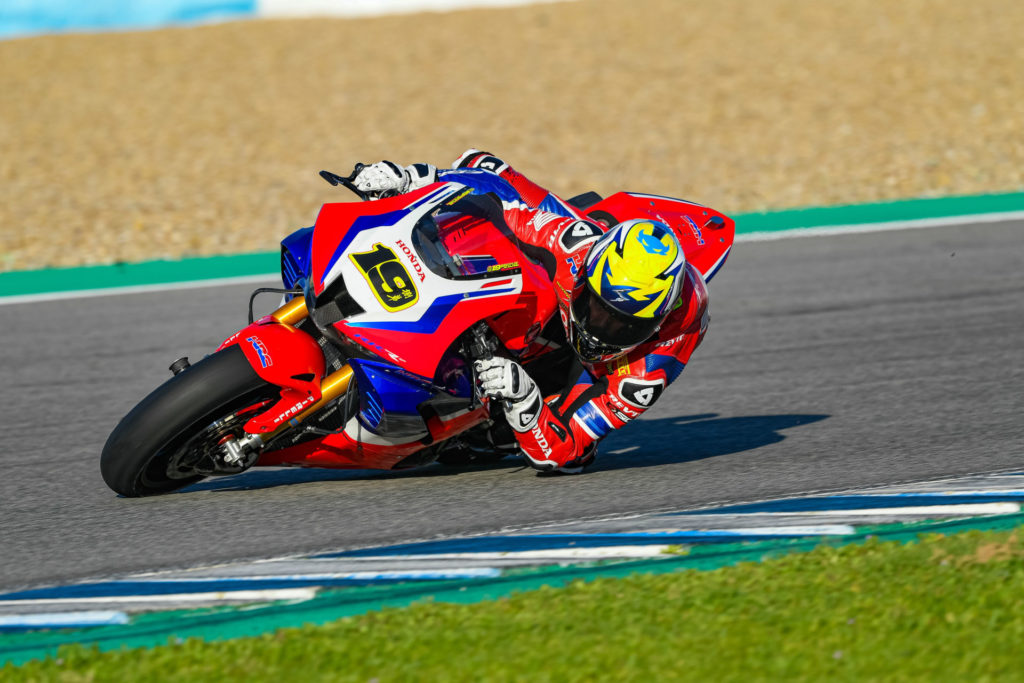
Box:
570, 318, 643, 364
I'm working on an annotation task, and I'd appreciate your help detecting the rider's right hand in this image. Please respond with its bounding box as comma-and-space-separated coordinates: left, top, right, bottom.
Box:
353, 161, 410, 197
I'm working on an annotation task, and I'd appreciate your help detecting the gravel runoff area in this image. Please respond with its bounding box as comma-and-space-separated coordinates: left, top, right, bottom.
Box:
1, 0, 1022, 271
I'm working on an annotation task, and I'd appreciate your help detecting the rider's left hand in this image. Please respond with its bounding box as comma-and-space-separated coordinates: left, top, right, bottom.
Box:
475, 357, 534, 401
353, 161, 410, 196
475, 358, 543, 432
353, 161, 438, 198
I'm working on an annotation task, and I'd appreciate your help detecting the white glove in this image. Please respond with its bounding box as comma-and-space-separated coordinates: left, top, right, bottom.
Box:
353, 161, 438, 198
353, 161, 409, 196
474, 358, 542, 432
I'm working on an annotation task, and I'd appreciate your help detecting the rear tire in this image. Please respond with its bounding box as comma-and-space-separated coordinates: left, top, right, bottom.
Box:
100, 346, 276, 497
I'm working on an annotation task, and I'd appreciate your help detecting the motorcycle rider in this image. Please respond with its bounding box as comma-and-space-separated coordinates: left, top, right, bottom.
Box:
351, 151, 709, 474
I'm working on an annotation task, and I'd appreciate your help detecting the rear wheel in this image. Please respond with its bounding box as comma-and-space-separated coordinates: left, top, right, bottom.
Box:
100, 346, 278, 497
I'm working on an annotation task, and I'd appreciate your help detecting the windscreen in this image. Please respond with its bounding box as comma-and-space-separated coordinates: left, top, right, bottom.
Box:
410, 193, 518, 279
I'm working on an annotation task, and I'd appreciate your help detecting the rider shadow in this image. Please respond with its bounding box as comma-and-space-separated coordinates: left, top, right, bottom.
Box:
179, 412, 828, 493
592, 412, 829, 471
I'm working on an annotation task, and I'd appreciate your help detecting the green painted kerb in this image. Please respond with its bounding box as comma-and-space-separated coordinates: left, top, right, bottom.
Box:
735, 189, 1024, 232
2, 191, 1022, 299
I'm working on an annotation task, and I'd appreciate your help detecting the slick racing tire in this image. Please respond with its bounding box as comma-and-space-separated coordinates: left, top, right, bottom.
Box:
100, 346, 278, 497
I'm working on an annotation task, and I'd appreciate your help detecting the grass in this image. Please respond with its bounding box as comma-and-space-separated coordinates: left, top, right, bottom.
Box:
6, 528, 1024, 681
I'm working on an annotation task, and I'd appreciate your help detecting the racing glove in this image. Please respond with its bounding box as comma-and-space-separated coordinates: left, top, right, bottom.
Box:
474, 357, 543, 433
353, 161, 437, 198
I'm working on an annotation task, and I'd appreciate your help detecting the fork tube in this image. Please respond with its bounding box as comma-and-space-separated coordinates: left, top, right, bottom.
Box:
271, 296, 308, 326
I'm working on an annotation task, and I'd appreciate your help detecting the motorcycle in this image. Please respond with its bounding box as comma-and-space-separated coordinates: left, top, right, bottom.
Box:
100, 167, 735, 496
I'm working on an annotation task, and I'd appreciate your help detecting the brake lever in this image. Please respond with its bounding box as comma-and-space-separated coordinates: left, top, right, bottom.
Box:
319, 164, 370, 201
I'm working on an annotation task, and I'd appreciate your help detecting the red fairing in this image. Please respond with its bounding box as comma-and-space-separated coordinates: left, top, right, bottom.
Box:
217, 320, 326, 434
257, 404, 490, 469
309, 186, 441, 297
583, 192, 735, 280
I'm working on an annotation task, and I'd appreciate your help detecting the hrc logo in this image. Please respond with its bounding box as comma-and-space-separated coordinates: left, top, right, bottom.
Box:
246, 336, 273, 368
350, 243, 419, 312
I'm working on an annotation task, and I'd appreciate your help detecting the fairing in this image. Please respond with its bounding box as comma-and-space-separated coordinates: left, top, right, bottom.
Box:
583, 192, 735, 283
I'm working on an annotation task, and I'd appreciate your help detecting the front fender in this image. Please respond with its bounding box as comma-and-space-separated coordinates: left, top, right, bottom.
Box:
218, 321, 325, 400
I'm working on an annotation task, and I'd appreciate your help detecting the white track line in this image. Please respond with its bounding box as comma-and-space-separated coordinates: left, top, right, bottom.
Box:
0, 273, 279, 306
707, 503, 1020, 517
317, 547, 677, 561
0, 611, 129, 628
736, 210, 1024, 242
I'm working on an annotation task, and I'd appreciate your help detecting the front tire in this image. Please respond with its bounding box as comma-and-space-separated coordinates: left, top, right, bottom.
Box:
100, 346, 277, 497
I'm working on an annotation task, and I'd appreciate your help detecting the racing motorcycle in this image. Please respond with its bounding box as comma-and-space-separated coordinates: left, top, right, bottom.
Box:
100, 167, 735, 496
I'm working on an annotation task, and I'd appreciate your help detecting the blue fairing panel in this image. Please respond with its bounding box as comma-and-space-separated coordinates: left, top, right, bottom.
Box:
349, 359, 438, 433
280, 226, 314, 289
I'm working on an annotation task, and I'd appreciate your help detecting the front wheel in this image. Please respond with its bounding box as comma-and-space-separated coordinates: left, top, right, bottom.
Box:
100, 346, 278, 497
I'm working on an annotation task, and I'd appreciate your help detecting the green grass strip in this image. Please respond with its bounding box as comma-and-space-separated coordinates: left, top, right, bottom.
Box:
5, 522, 1024, 680
0, 251, 279, 299
2, 512, 1022, 669
3, 190, 1023, 299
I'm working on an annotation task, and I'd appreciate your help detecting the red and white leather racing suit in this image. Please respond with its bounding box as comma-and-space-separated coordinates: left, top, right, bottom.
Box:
455, 152, 710, 471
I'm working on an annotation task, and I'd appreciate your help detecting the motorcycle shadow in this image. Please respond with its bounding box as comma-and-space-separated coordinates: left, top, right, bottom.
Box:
179, 412, 828, 494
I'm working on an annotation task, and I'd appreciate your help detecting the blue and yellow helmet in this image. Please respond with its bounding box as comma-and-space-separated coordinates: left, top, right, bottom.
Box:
569, 219, 686, 363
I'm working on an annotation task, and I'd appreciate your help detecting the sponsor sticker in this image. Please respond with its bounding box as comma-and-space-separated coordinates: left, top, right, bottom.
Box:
246, 336, 272, 368
618, 377, 664, 408
395, 238, 427, 283
683, 215, 706, 245
559, 220, 603, 251
531, 424, 553, 457
444, 187, 473, 206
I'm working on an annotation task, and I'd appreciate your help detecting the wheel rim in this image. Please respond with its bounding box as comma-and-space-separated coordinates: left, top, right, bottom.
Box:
138, 397, 274, 489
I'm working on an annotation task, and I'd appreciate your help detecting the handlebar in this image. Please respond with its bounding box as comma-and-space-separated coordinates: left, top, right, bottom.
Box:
319, 164, 370, 202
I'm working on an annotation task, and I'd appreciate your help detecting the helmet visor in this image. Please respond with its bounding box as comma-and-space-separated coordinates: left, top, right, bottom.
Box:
570, 281, 663, 351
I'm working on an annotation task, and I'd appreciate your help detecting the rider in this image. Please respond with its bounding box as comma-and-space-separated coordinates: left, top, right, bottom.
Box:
351, 151, 709, 474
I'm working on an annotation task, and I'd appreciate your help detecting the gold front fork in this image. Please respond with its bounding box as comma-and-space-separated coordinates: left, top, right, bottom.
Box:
270, 296, 308, 326
258, 364, 354, 445
257, 295, 352, 444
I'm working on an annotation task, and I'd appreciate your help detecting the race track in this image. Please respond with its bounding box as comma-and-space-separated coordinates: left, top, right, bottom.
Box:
2, 220, 1022, 591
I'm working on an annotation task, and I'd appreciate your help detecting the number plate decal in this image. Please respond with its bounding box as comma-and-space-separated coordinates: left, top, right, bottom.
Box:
349, 243, 419, 312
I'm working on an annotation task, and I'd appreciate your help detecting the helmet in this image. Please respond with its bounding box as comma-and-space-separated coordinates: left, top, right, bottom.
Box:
569, 219, 686, 363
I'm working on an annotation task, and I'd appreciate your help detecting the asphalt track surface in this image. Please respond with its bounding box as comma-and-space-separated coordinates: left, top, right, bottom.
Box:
2, 220, 1022, 591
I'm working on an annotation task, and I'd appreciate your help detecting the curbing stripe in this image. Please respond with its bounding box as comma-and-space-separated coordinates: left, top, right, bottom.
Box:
313, 528, 861, 558
0, 570, 503, 602
2, 512, 1022, 666
0, 611, 129, 632
677, 492, 1024, 515
0, 589, 317, 608
1, 191, 1022, 302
